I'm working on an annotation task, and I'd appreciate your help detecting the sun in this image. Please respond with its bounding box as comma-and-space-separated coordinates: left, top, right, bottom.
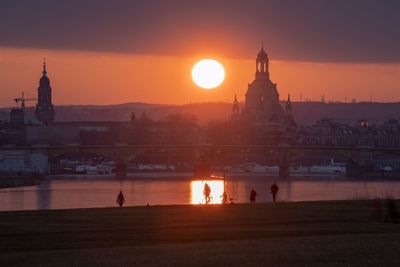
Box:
192, 59, 225, 89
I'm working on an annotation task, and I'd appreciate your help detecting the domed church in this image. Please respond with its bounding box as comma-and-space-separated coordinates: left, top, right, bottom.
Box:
232, 45, 296, 144
244, 44, 288, 123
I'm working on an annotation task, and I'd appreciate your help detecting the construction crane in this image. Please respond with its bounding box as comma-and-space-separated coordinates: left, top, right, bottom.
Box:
14, 92, 37, 108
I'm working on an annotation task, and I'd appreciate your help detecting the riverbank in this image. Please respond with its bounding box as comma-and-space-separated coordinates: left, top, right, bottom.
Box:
1, 200, 400, 266
0, 174, 40, 188
46, 172, 400, 185
49, 171, 347, 179
48, 172, 396, 182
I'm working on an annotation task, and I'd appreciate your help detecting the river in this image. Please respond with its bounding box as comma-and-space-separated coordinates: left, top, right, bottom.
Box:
0, 175, 399, 211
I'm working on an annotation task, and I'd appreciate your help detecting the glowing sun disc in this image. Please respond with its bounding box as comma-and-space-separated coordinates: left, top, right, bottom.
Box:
192, 59, 225, 89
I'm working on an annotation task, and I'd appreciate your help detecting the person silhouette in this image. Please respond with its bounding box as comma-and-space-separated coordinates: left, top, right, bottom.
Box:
203, 183, 211, 204
250, 188, 257, 203
221, 191, 228, 204
270, 182, 279, 202
116, 191, 125, 207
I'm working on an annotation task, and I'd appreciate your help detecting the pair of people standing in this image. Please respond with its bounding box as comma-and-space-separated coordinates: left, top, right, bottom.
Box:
249, 182, 279, 203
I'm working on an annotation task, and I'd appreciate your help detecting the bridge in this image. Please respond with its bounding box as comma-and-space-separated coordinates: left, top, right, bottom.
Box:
2, 144, 400, 177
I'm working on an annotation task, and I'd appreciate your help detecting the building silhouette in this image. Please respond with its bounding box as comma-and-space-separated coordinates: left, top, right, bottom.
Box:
35, 60, 55, 124
3, 54, 400, 174
244, 44, 286, 123
233, 45, 296, 144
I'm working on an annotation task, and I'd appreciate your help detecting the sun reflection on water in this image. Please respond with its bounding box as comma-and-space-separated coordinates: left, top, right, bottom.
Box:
191, 180, 224, 204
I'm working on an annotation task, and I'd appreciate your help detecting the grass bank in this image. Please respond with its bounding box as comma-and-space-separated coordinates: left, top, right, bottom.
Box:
0, 200, 399, 266
0, 174, 40, 188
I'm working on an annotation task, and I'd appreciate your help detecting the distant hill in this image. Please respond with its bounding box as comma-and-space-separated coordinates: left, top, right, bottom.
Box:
291, 101, 400, 125
1, 101, 400, 125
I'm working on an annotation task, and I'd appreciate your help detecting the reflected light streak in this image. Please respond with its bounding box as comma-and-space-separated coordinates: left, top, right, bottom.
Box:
191, 180, 224, 204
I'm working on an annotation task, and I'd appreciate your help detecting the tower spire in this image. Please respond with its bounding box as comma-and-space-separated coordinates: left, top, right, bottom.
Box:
42, 58, 47, 76
36, 57, 54, 124
232, 93, 240, 120
286, 93, 293, 117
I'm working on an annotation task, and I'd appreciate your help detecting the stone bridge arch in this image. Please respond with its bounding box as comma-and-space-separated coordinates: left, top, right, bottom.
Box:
43, 146, 142, 176
24, 144, 400, 178
371, 150, 400, 172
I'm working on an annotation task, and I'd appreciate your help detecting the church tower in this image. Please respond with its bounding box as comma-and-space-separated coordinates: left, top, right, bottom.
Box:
255, 43, 270, 80
285, 94, 293, 117
35, 60, 55, 124
231, 94, 240, 120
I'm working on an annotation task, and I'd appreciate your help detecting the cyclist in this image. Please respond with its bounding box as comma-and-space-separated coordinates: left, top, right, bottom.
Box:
203, 183, 211, 204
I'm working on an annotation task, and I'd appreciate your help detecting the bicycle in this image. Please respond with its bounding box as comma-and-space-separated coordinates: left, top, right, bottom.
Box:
201, 195, 213, 204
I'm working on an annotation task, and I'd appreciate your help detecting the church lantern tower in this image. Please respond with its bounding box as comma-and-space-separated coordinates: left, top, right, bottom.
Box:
35, 60, 55, 124
255, 43, 270, 80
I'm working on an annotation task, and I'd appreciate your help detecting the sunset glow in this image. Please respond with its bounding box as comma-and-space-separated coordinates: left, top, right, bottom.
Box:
191, 59, 225, 89
1, 47, 400, 107
3, 1, 400, 266
191, 180, 224, 204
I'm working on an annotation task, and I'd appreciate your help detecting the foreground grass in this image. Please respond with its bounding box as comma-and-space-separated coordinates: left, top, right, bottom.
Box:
0, 201, 399, 266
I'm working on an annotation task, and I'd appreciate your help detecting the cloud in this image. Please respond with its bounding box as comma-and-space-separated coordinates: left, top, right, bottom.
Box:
0, 0, 399, 62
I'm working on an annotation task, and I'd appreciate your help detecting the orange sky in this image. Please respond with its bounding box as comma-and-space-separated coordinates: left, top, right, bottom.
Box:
1, 47, 400, 107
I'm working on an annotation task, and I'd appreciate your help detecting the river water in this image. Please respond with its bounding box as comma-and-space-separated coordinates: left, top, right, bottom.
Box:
1, 175, 400, 211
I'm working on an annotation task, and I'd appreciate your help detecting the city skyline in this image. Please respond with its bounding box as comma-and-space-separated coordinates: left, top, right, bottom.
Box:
1, 46, 400, 107
2, 2, 400, 266
1, 0, 400, 106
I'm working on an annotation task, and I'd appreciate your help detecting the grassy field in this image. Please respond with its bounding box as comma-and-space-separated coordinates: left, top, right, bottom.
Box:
0, 200, 400, 266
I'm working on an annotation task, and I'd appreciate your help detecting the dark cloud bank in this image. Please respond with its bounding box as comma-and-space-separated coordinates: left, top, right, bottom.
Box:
0, 0, 399, 62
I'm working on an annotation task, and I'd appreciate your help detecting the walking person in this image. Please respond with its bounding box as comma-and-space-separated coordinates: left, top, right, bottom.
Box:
250, 188, 257, 203
116, 190, 125, 207
270, 182, 279, 202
